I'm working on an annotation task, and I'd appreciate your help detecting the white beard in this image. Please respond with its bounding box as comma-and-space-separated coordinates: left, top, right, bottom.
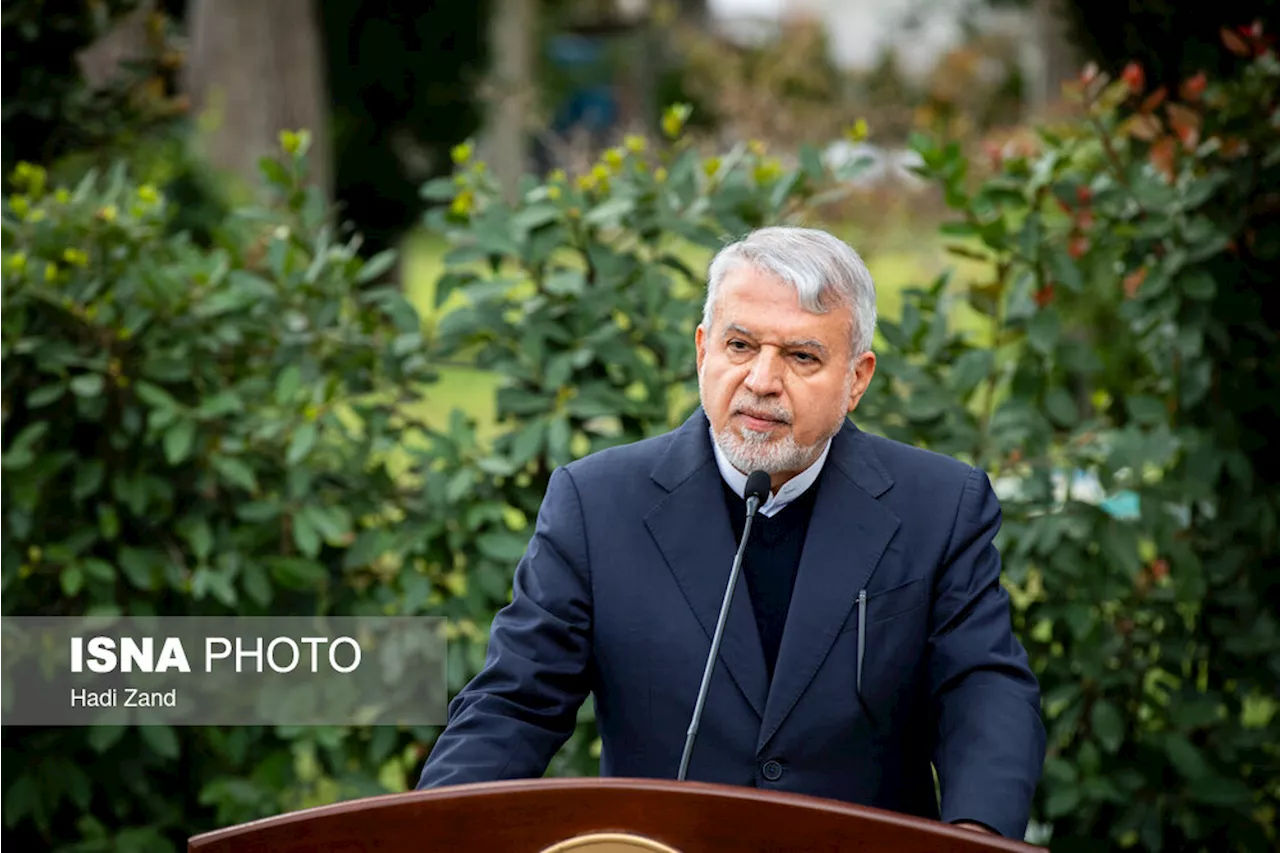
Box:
712, 421, 818, 475
698, 362, 853, 476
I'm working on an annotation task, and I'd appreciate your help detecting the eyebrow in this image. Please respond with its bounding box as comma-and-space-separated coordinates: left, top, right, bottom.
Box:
723, 324, 829, 355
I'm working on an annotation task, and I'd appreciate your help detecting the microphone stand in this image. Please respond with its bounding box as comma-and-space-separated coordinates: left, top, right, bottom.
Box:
676, 490, 763, 782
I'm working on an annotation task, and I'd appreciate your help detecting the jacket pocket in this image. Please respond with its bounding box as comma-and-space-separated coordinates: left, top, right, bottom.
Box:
866, 576, 927, 624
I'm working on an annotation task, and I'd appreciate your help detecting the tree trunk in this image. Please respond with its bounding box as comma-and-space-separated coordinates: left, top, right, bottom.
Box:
484, 0, 536, 202
184, 0, 331, 199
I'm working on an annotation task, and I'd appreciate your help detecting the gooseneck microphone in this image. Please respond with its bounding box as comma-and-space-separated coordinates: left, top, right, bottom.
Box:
677, 469, 772, 782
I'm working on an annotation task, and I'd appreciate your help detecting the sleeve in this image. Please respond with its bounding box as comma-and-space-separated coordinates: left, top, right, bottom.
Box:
929, 466, 1047, 840
416, 464, 594, 789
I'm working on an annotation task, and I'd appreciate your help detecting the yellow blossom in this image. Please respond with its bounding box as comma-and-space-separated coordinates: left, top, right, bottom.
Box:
62, 248, 88, 267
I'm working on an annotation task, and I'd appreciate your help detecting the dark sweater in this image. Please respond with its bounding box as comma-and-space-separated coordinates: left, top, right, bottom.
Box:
722, 475, 821, 682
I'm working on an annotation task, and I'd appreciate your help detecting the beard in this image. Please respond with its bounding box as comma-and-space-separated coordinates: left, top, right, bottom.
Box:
699, 383, 847, 476
715, 422, 817, 475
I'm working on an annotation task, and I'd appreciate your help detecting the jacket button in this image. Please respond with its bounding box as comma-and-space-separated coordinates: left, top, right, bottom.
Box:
761, 759, 784, 781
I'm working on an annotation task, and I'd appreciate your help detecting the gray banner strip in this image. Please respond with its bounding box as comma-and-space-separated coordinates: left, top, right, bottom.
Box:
1, 616, 447, 726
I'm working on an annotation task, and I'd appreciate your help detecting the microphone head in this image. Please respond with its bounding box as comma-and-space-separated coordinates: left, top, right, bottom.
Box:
744, 470, 772, 507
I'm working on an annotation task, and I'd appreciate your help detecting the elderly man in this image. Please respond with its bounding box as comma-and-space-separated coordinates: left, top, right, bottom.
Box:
417, 226, 1046, 839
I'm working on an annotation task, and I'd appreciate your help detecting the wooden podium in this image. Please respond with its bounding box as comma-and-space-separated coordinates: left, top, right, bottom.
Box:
187, 777, 1040, 852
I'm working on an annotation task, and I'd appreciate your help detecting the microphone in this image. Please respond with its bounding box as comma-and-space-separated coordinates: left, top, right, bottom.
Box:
677, 469, 772, 782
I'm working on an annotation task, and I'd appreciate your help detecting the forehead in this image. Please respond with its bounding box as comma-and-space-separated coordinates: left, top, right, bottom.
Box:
712, 265, 851, 348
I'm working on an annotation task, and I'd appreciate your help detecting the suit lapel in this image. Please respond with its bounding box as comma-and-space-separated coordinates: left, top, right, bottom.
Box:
644, 410, 769, 719
757, 421, 901, 752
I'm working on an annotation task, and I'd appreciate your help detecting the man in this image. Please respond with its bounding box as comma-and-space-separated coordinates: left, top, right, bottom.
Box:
417, 226, 1046, 839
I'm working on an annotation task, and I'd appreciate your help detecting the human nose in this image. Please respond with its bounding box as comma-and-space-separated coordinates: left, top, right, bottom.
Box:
743, 347, 784, 396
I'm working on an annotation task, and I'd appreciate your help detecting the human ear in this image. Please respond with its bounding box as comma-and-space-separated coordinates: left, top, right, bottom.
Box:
846, 351, 877, 412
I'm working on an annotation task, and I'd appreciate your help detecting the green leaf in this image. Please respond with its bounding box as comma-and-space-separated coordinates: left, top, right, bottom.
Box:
60, 566, 84, 596
119, 547, 158, 590
1179, 269, 1216, 300
1044, 387, 1078, 427
948, 349, 994, 396
139, 725, 180, 759
269, 557, 325, 589
27, 382, 66, 408
903, 385, 950, 423
1027, 308, 1060, 355
74, 461, 106, 499
798, 143, 825, 182
87, 725, 127, 752
242, 562, 273, 607
544, 269, 586, 297
1064, 601, 1094, 639
3, 776, 35, 827
1044, 784, 1081, 818
476, 530, 531, 562
1091, 700, 1125, 753
70, 373, 104, 397
82, 559, 115, 583
420, 176, 456, 201
275, 363, 302, 404
292, 510, 321, 557
211, 455, 259, 492
163, 419, 197, 465
1047, 247, 1084, 291
287, 421, 318, 465
1190, 776, 1253, 808
258, 157, 291, 188
1165, 734, 1209, 780
508, 419, 547, 466
357, 249, 397, 283
1126, 395, 1167, 425
584, 197, 636, 227
3, 422, 49, 469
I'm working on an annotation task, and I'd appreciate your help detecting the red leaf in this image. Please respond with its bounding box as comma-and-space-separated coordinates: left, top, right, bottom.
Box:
1122, 61, 1145, 93
1180, 72, 1207, 101
1140, 86, 1168, 113
1150, 137, 1177, 181
1124, 114, 1163, 141
1123, 267, 1147, 298
1166, 103, 1202, 150
1221, 26, 1252, 56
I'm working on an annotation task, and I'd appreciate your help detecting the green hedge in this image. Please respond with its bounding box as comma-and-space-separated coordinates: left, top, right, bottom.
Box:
4, 36, 1279, 853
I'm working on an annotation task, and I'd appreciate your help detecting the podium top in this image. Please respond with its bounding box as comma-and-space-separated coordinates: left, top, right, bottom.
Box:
189, 776, 1040, 852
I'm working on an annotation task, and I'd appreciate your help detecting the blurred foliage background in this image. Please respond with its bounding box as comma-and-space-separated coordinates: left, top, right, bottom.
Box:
3, 1, 1279, 852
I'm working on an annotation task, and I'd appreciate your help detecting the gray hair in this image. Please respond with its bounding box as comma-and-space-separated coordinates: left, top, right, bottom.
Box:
701, 226, 877, 356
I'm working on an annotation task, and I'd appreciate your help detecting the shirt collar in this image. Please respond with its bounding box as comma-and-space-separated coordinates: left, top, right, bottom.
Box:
709, 427, 832, 518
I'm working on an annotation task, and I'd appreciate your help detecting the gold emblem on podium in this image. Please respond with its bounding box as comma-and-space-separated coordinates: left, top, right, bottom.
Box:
538, 832, 684, 852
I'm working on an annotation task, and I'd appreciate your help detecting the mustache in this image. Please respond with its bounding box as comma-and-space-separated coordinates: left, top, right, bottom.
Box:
733, 398, 792, 423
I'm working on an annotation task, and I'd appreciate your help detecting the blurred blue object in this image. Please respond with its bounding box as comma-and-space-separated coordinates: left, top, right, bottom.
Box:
1100, 491, 1141, 520
548, 34, 618, 135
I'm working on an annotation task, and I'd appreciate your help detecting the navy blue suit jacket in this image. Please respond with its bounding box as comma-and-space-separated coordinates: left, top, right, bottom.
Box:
417, 409, 1046, 839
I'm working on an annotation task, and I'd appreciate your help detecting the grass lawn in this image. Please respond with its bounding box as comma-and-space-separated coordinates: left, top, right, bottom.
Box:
396, 220, 993, 439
